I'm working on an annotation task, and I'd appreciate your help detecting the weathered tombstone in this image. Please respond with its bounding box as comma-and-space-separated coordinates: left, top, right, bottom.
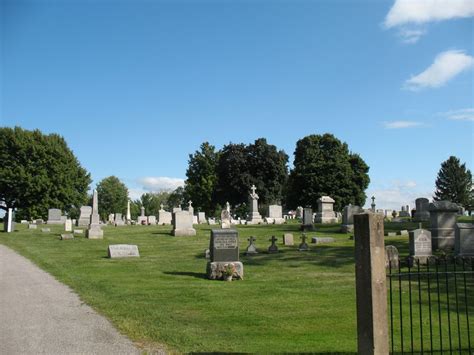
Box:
341, 205, 363, 233
205, 249, 210, 259
298, 234, 309, 251
114, 213, 125, 226
28, 224, 37, 230
147, 216, 157, 225
268, 236, 279, 253
311, 237, 335, 244
398, 230, 409, 236
86, 190, 103, 239
192, 215, 198, 225
221, 204, 231, 229
247, 185, 263, 224
108, 213, 115, 224
20, 220, 28, 224
158, 206, 172, 225
283, 233, 294, 246
455, 223, 474, 256
172, 211, 196, 236
385, 245, 399, 270
315, 196, 337, 223
198, 212, 206, 224
187, 200, 194, 216
137, 206, 147, 225
409, 228, 432, 264
268, 205, 285, 225
77, 206, 92, 227
60, 233, 74, 240
47, 208, 63, 225
73, 229, 83, 235
208, 217, 217, 225
428, 200, 459, 250
41, 228, 51, 233
301, 208, 314, 231
207, 229, 243, 280
108, 244, 140, 258
413, 198, 430, 222
245, 236, 258, 255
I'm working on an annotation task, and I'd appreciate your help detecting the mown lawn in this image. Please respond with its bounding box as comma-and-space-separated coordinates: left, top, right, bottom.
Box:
0, 218, 471, 353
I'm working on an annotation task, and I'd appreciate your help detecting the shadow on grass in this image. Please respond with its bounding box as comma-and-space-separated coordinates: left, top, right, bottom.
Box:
163, 271, 207, 279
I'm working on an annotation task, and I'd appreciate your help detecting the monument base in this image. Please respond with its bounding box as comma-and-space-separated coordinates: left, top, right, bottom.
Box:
172, 228, 196, 236
86, 226, 104, 239
314, 215, 338, 224
206, 261, 244, 280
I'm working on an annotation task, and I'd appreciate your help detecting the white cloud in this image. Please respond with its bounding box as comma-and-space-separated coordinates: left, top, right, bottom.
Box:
129, 188, 146, 200
398, 28, 426, 44
137, 176, 185, 192
385, 0, 474, 28
384, 120, 422, 129
404, 50, 474, 91
441, 108, 474, 121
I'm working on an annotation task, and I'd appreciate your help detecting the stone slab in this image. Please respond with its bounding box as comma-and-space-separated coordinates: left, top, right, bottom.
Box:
108, 244, 140, 258
60, 234, 74, 240
311, 237, 335, 244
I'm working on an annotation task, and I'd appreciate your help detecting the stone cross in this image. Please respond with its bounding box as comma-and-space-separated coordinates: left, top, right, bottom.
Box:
301, 234, 307, 243
250, 184, 259, 200
188, 200, 193, 208
298, 233, 309, 251
248, 236, 257, 245
160, 203, 164, 211
268, 235, 278, 253
270, 236, 277, 245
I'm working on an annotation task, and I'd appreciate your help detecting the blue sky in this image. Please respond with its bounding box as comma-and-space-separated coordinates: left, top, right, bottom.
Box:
1, 0, 473, 210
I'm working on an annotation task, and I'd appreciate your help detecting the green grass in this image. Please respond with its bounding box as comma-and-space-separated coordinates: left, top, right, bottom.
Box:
0, 219, 471, 353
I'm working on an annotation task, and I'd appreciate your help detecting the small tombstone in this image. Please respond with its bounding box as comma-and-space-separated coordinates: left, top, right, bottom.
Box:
246, 236, 258, 255
73, 229, 83, 235
220, 209, 231, 229
47, 208, 63, 224
301, 208, 314, 231
208, 218, 217, 225
268, 236, 279, 253
77, 206, 92, 226
198, 212, 206, 224
398, 230, 409, 236
298, 234, 309, 251
20, 220, 28, 224
385, 245, 399, 270
108, 244, 140, 258
28, 224, 37, 230
114, 213, 125, 226
148, 216, 157, 225
158, 210, 172, 225
283, 233, 294, 246
409, 228, 432, 265
60, 234, 74, 240
41, 228, 51, 233
205, 249, 210, 259
311, 237, 335, 244
65, 219, 73, 232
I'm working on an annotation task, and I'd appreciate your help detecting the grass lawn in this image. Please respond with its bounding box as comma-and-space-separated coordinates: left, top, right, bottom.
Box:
0, 218, 471, 353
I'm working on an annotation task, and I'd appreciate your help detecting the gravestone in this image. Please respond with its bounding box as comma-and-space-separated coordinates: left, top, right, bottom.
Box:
268, 205, 285, 225
428, 200, 459, 250
409, 228, 432, 264
283, 233, 294, 246
208, 217, 217, 225
198, 212, 206, 224
86, 190, 103, 239
73, 229, 83, 235
398, 230, 408, 236
28, 224, 37, 230
158, 206, 172, 225
455, 223, 474, 256
268, 236, 278, 253
207, 229, 243, 280
245, 236, 258, 255
192, 215, 198, 225
413, 198, 430, 222
311, 237, 335, 244
399, 205, 410, 218
41, 228, 50, 233
47, 209, 63, 225
21, 220, 28, 224
148, 216, 157, 225
187, 201, 194, 216
114, 213, 125, 226
205, 249, 210, 259
60, 234, 74, 240
315, 196, 337, 224
221, 203, 231, 229
341, 204, 363, 233
126, 200, 131, 223
137, 206, 147, 225
77, 206, 92, 227
108, 214, 115, 224
65, 219, 73, 232
301, 208, 314, 231
108, 244, 140, 258
4, 208, 15, 233
385, 245, 399, 270
298, 234, 309, 251
247, 185, 263, 225
172, 211, 196, 236
296, 206, 304, 218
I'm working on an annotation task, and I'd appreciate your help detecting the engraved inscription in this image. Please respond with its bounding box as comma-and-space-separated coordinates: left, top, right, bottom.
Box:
214, 235, 237, 249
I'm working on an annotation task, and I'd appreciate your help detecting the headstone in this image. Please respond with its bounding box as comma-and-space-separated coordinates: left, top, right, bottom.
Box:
220, 206, 231, 229
413, 197, 430, 222
409, 228, 432, 264
385, 245, 399, 270
21, 220, 28, 224
311, 237, 335, 244
268, 205, 285, 225
172, 211, 196, 236
126, 200, 131, 223
245, 236, 258, 255
208, 217, 217, 225
315, 196, 337, 223
108, 213, 115, 224
207, 229, 243, 280
137, 206, 147, 225
60, 233, 74, 240
301, 208, 314, 231
41, 228, 50, 232
298, 234, 309, 251
386, 232, 397, 237
455, 223, 474, 256
398, 230, 409, 236
205, 249, 210, 259
341, 205, 363, 233
73, 229, 83, 235
47, 208, 63, 225
268, 236, 279, 253
247, 185, 263, 225
4, 208, 14, 233
198, 212, 206, 224
428, 200, 459, 250
28, 223, 37, 230
65, 219, 73, 232
192, 215, 198, 225
77, 206, 92, 227
187, 201, 194, 216
108, 244, 140, 258
86, 190, 103, 239
114, 213, 125, 226
147, 216, 157, 225
158, 209, 172, 225
283, 233, 294, 246
296, 206, 304, 218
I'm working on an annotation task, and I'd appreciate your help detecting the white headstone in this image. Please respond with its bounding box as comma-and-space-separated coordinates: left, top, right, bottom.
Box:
172, 211, 196, 236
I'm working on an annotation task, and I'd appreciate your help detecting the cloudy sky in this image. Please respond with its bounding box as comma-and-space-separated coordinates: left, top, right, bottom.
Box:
1, 0, 473, 210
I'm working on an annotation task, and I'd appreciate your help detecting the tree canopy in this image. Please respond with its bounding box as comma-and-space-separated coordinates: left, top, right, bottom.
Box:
434, 156, 472, 210
96, 176, 128, 221
286, 133, 370, 211
0, 127, 91, 220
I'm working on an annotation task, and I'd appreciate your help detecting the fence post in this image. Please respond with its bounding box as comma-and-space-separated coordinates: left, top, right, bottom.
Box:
355, 212, 389, 354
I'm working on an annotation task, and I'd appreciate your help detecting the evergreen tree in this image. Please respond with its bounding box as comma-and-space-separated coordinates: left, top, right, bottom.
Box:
434, 156, 472, 209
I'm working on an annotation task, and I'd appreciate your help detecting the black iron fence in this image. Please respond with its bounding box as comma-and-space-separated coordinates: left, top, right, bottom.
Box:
387, 256, 474, 354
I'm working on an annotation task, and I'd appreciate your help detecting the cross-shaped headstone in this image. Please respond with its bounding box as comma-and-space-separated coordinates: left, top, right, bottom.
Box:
299, 233, 309, 251
268, 235, 278, 253
188, 200, 192, 207
248, 236, 257, 244
160, 203, 164, 210
250, 185, 259, 200
246, 236, 258, 255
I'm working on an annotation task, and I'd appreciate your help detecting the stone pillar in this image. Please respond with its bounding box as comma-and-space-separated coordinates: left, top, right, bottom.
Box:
354, 212, 388, 355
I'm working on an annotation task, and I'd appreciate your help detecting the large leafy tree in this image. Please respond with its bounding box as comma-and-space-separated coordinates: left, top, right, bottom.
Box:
0, 127, 91, 219
184, 142, 219, 215
96, 176, 128, 221
434, 156, 472, 209
286, 133, 370, 211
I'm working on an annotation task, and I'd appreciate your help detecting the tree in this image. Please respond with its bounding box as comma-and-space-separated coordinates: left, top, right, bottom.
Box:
0, 127, 91, 220
184, 142, 219, 215
167, 186, 186, 210
286, 133, 370, 211
434, 156, 472, 209
96, 176, 128, 221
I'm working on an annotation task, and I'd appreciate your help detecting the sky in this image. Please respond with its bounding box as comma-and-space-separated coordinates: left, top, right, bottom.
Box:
1, 0, 473, 211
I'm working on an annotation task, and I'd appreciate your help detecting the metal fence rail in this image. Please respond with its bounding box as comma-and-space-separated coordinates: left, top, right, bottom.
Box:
387, 256, 474, 354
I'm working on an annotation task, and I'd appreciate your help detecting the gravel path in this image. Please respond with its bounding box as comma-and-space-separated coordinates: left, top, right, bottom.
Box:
0, 244, 141, 355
